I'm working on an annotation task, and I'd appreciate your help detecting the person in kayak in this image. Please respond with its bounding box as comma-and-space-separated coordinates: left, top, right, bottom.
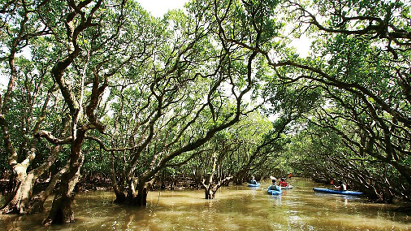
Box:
268, 177, 281, 192
279, 177, 289, 187
334, 181, 347, 191
250, 176, 257, 185
287, 173, 292, 179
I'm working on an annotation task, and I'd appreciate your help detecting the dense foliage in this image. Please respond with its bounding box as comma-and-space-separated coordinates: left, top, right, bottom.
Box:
278, 0, 411, 202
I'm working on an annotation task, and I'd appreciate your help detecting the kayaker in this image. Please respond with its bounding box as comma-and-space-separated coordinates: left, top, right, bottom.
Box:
279, 177, 289, 187
334, 181, 347, 191
250, 176, 257, 185
268, 177, 281, 192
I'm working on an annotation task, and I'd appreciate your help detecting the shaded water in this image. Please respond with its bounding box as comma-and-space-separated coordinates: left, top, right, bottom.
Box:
1, 178, 410, 230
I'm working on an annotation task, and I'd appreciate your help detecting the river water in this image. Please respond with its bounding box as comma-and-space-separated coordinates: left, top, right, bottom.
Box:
1, 178, 410, 230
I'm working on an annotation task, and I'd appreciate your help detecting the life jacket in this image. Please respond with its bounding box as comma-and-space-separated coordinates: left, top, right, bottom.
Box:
279, 181, 288, 187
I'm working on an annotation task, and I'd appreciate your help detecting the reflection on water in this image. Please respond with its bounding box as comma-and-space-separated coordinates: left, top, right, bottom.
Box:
1, 178, 409, 230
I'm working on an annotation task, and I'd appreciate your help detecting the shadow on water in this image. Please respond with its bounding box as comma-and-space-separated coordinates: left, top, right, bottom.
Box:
1, 178, 410, 230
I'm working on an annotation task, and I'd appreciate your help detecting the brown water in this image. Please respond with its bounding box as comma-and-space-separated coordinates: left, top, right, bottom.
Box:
1, 178, 410, 230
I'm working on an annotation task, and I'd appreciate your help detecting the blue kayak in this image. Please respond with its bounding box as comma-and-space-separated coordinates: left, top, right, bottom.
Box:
248, 183, 260, 187
313, 187, 363, 195
267, 189, 282, 195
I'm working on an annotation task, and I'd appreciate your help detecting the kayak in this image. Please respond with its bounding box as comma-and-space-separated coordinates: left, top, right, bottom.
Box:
248, 183, 260, 187
267, 189, 282, 195
281, 185, 293, 190
313, 187, 363, 195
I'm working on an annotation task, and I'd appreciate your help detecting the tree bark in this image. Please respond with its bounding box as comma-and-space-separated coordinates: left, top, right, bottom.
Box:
43, 131, 85, 225
204, 186, 215, 199
0, 150, 37, 214
201, 156, 233, 201
0, 171, 34, 214
43, 156, 83, 225
30, 163, 69, 213
134, 188, 148, 207
132, 179, 154, 207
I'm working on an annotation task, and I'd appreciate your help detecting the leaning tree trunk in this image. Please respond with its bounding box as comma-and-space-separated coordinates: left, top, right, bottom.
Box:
1, 168, 35, 214
30, 163, 69, 213
43, 132, 85, 225
0, 112, 37, 214
43, 155, 84, 225
1, 145, 62, 215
